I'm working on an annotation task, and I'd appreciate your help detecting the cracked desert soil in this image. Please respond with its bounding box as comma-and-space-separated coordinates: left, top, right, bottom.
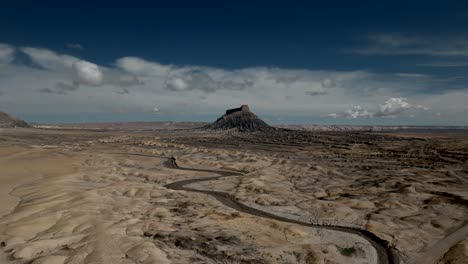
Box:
0, 128, 467, 264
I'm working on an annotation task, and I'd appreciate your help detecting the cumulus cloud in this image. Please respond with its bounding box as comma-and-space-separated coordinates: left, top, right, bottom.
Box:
0, 43, 15, 64
116, 57, 169, 76
20, 47, 78, 69
346, 106, 373, 118
72, 60, 103, 86
0, 43, 466, 124
162, 68, 254, 93
376, 97, 429, 117
19, 47, 142, 91
328, 105, 373, 119
164, 69, 217, 92
165, 77, 188, 91
328, 97, 429, 119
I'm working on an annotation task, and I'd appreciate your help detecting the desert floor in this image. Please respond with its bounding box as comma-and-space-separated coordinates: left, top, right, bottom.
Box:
0, 128, 467, 264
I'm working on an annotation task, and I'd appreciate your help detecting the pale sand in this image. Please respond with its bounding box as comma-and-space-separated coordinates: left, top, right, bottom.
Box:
0, 146, 171, 264
0, 128, 466, 264
0, 146, 80, 263
0, 143, 346, 263
0, 147, 42, 218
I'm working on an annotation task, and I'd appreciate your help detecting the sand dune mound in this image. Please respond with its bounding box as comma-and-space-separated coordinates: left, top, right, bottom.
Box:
204, 105, 275, 132
0, 112, 29, 128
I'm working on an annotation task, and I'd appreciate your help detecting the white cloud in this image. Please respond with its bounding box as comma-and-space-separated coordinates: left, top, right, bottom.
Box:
328, 97, 430, 119
164, 69, 218, 92
0, 43, 466, 124
116, 57, 170, 76
328, 105, 373, 119
346, 105, 373, 118
72, 60, 103, 86
165, 77, 188, 91
376, 97, 412, 116
17, 47, 146, 94
160, 67, 255, 93
376, 97, 429, 117
20, 47, 78, 69
0, 43, 15, 64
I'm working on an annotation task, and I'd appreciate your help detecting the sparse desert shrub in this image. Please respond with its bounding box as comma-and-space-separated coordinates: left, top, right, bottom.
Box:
338, 246, 356, 257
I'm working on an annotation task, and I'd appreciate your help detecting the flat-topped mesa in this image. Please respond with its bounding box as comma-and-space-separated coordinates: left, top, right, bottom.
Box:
0, 112, 29, 128
225, 105, 250, 115
204, 105, 275, 132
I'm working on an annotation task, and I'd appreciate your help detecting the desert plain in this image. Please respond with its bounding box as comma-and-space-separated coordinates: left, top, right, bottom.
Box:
0, 126, 467, 264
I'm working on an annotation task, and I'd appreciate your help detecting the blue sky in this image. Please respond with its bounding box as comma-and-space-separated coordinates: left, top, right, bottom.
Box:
1, 0, 468, 124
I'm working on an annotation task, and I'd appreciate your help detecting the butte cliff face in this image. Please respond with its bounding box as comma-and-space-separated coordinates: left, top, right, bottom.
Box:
204, 105, 274, 132
0, 112, 29, 128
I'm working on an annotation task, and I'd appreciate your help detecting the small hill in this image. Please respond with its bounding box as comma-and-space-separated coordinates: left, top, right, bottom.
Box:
204, 105, 275, 132
0, 112, 29, 128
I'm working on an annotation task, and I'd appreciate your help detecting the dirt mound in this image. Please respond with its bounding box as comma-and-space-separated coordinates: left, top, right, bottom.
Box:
0, 112, 29, 128
204, 105, 275, 132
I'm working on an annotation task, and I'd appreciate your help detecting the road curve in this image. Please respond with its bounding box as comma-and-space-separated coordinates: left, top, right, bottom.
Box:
111, 153, 400, 264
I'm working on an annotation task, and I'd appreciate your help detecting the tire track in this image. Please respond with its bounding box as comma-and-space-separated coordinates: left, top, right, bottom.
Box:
413, 222, 468, 264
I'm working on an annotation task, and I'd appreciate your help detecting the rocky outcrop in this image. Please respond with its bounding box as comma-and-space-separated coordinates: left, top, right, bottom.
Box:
204, 105, 275, 132
0, 112, 29, 128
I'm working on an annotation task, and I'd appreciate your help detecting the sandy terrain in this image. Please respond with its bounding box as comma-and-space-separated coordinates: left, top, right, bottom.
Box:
0, 128, 466, 264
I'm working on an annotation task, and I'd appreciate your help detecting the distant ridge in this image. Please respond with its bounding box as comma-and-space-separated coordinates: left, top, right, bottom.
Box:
204, 105, 275, 132
0, 112, 29, 128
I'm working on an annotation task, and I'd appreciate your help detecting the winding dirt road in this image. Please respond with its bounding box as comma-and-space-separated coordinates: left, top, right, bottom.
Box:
107, 152, 401, 264
111, 153, 400, 264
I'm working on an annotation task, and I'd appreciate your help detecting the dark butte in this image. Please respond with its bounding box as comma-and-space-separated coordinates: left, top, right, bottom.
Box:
204, 105, 276, 132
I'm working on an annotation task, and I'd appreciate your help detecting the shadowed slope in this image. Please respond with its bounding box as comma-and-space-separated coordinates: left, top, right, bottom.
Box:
0, 112, 29, 128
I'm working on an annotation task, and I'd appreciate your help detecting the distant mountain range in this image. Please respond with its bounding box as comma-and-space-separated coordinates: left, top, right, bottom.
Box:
276, 124, 468, 131
32, 121, 468, 132
15, 106, 466, 132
